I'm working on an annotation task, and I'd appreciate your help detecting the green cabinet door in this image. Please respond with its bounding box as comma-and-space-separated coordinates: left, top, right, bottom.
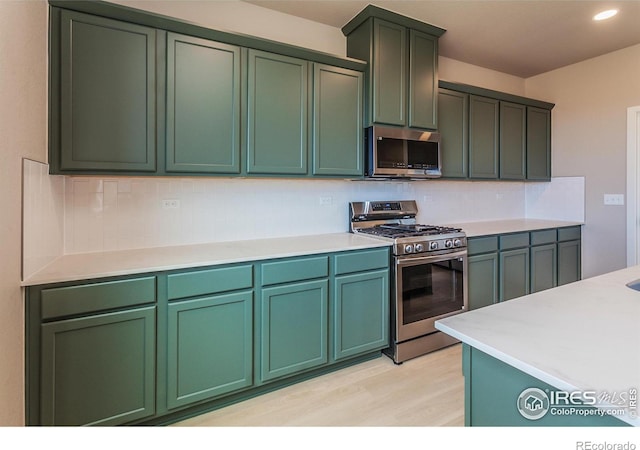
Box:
527, 107, 552, 180
56, 10, 157, 172
372, 18, 407, 126
530, 243, 557, 293
312, 64, 364, 176
166, 33, 241, 174
167, 291, 253, 409
259, 279, 328, 382
247, 50, 308, 175
468, 253, 499, 310
40, 306, 156, 425
500, 102, 526, 180
469, 95, 499, 179
500, 248, 530, 301
438, 88, 469, 178
558, 240, 581, 286
333, 270, 389, 360
408, 29, 438, 130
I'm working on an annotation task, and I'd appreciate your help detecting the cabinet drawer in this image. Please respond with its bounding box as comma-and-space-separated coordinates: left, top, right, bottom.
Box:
530, 229, 557, 246
467, 236, 498, 255
334, 248, 389, 275
167, 265, 253, 300
261, 256, 329, 286
558, 226, 581, 242
499, 232, 530, 250
41, 277, 156, 320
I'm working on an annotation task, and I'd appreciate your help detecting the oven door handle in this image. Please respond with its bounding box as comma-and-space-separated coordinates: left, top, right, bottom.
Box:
395, 250, 467, 267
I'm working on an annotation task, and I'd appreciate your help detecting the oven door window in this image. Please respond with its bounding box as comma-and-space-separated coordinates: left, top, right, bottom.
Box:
400, 259, 464, 325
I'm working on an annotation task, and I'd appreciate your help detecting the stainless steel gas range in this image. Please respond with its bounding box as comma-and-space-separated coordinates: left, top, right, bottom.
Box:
349, 200, 468, 364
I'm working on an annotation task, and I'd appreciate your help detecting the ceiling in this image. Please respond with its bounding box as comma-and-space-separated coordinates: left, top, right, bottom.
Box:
242, 0, 640, 78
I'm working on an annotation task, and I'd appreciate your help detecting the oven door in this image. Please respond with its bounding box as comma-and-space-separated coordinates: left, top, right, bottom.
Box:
394, 250, 468, 343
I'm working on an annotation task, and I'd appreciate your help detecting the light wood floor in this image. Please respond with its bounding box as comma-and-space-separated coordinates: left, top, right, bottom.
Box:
173, 343, 464, 427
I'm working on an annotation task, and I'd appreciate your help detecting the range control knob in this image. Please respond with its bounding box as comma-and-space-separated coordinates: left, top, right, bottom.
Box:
404, 244, 414, 254
445, 240, 454, 248
414, 243, 424, 253
453, 239, 463, 247
429, 241, 439, 251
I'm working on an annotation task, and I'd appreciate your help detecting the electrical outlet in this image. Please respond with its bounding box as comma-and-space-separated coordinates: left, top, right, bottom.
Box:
162, 199, 180, 209
603, 194, 624, 206
319, 196, 333, 206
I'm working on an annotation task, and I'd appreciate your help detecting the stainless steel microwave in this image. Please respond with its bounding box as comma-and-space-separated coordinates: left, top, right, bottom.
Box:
365, 125, 441, 179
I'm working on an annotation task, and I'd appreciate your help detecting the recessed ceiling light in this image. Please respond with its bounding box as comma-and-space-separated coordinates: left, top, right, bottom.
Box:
593, 9, 619, 21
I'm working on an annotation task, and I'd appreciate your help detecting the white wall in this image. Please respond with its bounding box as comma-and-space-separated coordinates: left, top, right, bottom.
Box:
112, 0, 346, 55
0, 0, 48, 426
526, 43, 640, 278
439, 56, 526, 96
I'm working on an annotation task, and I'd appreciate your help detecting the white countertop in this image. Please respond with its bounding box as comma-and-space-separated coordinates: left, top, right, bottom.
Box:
436, 265, 640, 426
454, 218, 583, 237
22, 233, 390, 286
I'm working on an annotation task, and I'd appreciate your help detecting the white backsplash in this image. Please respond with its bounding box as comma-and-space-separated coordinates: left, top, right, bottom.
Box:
22, 162, 585, 278
22, 159, 65, 280
61, 177, 529, 254
525, 176, 585, 222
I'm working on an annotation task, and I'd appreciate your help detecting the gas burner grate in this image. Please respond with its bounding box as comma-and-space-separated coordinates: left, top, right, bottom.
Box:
360, 224, 463, 238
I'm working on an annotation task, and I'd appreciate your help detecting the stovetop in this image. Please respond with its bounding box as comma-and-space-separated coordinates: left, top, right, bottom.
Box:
349, 200, 467, 256
358, 224, 463, 239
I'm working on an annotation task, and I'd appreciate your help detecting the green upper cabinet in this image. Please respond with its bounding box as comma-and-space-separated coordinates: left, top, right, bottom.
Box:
499, 102, 526, 180
469, 95, 499, 179
50, 3, 367, 179
408, 29, 438, 130
371, 19, 407, 126
165, 33, 241, 174
343, 6, 445, 130
312, 64, 364, 176
247, 50, 309, 175
54, 9, 157, 173
527, 106, 552, 180
438, 88, 469, 178
438, 81, 554, 182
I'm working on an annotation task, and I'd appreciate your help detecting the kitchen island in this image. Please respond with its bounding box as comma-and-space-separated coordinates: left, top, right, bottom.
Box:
436, 265, 640, 427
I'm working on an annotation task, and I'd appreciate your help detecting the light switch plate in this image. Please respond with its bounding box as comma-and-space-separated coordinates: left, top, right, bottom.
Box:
604, 194, 624, 206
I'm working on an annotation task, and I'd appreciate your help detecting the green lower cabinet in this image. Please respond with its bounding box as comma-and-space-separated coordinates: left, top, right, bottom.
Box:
530, 243, 557, 293
333, 270, 389, 360
28, 248, 390, 425
166, 291, 253, 410
499, 247, 530, 301
463, 345, 628, 426
40, 306, 156, 426
259, 279, 329, 382
558, 240, 581, 286
467, 253, 499, 310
